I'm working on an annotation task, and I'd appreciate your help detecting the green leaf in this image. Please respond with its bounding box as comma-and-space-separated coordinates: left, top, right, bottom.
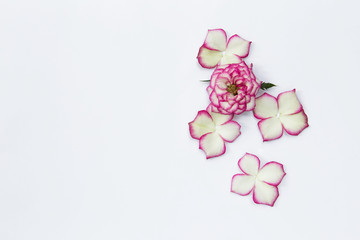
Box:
200, 80, 210, 82
260, 82, 276, 90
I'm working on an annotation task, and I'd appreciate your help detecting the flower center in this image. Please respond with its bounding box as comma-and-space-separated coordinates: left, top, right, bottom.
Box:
226, 84, 239, 96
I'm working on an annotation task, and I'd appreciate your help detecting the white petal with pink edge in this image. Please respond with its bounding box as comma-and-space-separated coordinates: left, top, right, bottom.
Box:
197, 46, 223, 69
254, 93, 278, 119
209, 90, 220, 106
238, 153, 260, 176
253, 180, 279, 207
188, 111, 215, 139
206, 104, 220, 114
231, 153, 286, 206
204, 29, 227, 51
278, 89, 302, 115
225, 34, 251, 58
280, 110, 309, 135
246, 96, 256, 111
216, 121, 241, 142
209, 111, 233, 125
199, 132, 225, 159
219, 53, 241, 65
258, 162, 286, 186
231, 174, 256, 196
220, 101, 231, 110
258, 117, 283, 141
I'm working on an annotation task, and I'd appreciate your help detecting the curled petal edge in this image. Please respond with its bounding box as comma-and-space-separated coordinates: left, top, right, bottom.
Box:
199, 132, 226, 159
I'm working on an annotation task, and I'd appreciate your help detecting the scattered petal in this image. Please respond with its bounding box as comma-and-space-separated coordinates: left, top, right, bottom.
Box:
188, 110, 215, 139
219, 53, 241, 65
189, 109, 242, 159
209, 111, 233, 125
203, 29, 227, 51
225, 34, 251, 58
280, 110, 309, 135
253, 93, 278, 119
257, 162, 286, 186
278, 89, 302, 115
216, 121, 241, 142
197, 46, 223, 69
253, 180, 279, 207
231, 174, 256, 196
258, 117, 283, 141
231, 153, 286, 207
254, 90, 309, 141
197, 29, 252, 68
238, 153, 260, 176
199, 132, 226, 159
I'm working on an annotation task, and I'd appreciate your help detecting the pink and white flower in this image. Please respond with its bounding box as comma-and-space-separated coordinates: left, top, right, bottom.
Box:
231, 153, 286, 207
207, 62, 261, 115
197, 29, 252, 69
189, 110, 241, 159
253, 89, 309, 141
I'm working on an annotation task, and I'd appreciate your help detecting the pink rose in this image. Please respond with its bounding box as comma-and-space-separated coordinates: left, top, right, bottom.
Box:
207, 61, 261, 115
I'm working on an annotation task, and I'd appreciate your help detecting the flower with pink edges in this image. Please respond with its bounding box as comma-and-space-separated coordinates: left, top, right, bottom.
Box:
189, 110, 241, 159
207, 62, 261, 115
231, 153, 286, 207
253, 89, 309, 141
197, 29, 252, 69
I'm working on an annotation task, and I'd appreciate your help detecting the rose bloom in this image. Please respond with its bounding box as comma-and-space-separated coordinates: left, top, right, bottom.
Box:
207, 61, 261, 115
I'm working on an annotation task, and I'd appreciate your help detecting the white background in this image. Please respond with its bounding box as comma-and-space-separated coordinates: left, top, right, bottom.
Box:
0, 0, 359, 239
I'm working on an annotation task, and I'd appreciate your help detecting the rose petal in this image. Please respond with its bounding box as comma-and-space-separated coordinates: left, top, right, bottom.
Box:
210, 67, 226, 88
253, 180, 279, 207
197, 46, 223, 69
245, 96, 256, 111
253, 93, 278, 119
234, 108, 245, 115
231, 174, 256, 196
249, 78, 260, 95
220, 101, 232, 110
219, 53, 241, 65
216, 73, 231, 86
206, 104, 220, 114
216, 121, 241, 142
258, 162, 286, 186
228, 102, 239, 113
188, 111, 215, 139
209, 90, 220, 107
203, 29, 227, 51
258, 117, 283, 141
278, 89, 302, 115
238, 153, 260, 176
208, 111, 233, 125
199, 132, 226, 159
206, 86, 213, 95
225, 34, 251, 58
280, 110, 309, 136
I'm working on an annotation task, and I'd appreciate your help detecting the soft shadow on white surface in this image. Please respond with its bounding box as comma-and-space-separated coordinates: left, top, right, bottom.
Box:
0, 0, 359, 239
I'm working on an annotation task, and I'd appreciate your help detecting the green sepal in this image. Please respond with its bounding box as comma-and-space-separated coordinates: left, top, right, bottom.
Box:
260, 82, 276, 90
